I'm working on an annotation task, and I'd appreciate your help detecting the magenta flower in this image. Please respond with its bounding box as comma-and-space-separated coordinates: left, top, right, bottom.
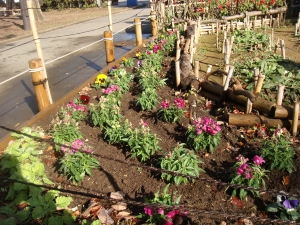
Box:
166, 210, 176, 219
163, 220, 173, 225
144, 206, 153, 216
174, 98, 185, 109
161, 100, 170, 109
253, 155, 265, 165
245, 172, 253, 180
237, 167, 244, 175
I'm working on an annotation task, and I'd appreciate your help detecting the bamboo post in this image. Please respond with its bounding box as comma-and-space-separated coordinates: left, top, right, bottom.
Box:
280, 39, 286, 59
230, 35, 235, 53
194, 61, 199, 79
292, 101, 299, 136
29, 58, 51, 111
107, 0, 113, 31
254, 74, 265, 95
175, 60, 180, 87
160, 1, 165, 31
271, 28, 274, 48
134, 18, 142, 46
276, 84, 285, 106
246, 98, 252, 114
274, 38, 280, 54
207, 64, 212, 73
216, 22, 219, 49
223, 64, 229, 86
104, 31, 115, 64
27, 0, 52, 104
223, 65, 234, 91
222, 31, 227, 53
150, 11, 158, 37
224, 38, 230, 65
254, 68, 259, 88
190, 34, 194, 63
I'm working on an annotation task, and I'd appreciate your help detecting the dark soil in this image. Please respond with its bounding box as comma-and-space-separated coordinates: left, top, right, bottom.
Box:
2, 25, 300, 224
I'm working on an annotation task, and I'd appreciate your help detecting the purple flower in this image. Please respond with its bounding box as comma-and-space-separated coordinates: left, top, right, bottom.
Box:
253, 155, 265, 165
144, 206, 153, 216
137, 60, 142, 67
283, 199, 300, 209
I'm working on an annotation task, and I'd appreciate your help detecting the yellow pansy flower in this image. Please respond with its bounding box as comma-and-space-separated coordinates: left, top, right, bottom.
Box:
95, 73, 107, 85
122, 57, 127, 62
136, 52, 141, 57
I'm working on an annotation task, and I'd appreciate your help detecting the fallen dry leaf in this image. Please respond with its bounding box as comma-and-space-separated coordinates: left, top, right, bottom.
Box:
231, 196, 243, 208
243, 218, 253, 225
111, 202, 127, 211
282, 176, 290, 185
117, 211, 130, 217
110, 191, 125, 200
97, 208, 114, 224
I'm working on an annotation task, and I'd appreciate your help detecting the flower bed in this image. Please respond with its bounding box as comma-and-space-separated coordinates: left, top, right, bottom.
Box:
1, 26, 300, 225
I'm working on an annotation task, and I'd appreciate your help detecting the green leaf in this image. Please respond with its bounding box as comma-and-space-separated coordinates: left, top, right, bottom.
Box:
290, 210, 300, 220
0, 217, 17, 225
63, 210, 77, 225
13, 191, 28, 205
266, 203, 279, 212
48, 215, 64, 225
32, 205, 47, 219
15, 207, 30, 222
56, 196, 73, 208
13, 182, 28, 191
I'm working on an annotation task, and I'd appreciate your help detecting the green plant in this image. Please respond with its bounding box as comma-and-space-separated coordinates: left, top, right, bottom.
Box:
50, 115, 83, 151
104, 119, 133, 144
138, 71, 167, 90
160, 143, 205, 185
59, 101, 86, 122
0, 127, 74, 225
186, 116, 222, 153
121, 56, 135, 67
126, 120, 161, 162
228, 155, 269, 200
158, 98, 185, 123
137, 184, 187, 225
109, 68, 133, 94
91, 73, 109, 90
266, 195, 300, 221
59, 151, 100, 184
136, 88, 159, 111
260, 128, 296, 173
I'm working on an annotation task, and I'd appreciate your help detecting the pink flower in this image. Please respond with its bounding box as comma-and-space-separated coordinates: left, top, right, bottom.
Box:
163, 220, 173, 225
161, 100, 170, 109
237, 167, 244, 175
174, 98, 185, 109
144, 206, 153, 216
253, 155, 265, 165
245, 172, 253, 180
158, 208, 164, 215
166, 210, 176, 219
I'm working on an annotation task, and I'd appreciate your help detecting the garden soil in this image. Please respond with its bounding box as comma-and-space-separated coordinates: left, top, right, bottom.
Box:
2, 23, 300, 224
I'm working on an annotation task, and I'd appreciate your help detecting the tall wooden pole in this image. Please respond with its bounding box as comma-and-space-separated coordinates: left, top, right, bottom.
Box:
150, 11, 157, 37
27, 0, 52, 104
104, 31, 115, 64
292, 101, 299, 136
108, 0, 113, 32
134, 18, 142, 46
29, 58, 50, 111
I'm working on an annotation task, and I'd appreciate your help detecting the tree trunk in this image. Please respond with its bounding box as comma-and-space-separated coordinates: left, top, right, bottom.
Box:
32, 0, 46, 22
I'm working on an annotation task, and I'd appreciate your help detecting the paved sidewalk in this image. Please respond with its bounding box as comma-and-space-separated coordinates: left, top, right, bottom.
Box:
0, 0, 151, 139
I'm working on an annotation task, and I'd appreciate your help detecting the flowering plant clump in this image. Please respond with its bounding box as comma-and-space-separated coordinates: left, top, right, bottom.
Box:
127, 120, 162, 162
160, 143, 205, 185
91, 73, 108, 90
260, 128, 296, 173
59, 101, 86, 122
138, 184, 188, 225
186, 116, 222, 153
79, 94, 90, 105
158, 98, 185, 123
104, 119, 133, 145
109, 68, 133, 94
60, 139, 92, 154
266, 195, 300, 221
50, 114, 83, 151
228, 155, 269, 200
136, 88, 159, 111
121, 57, 135, 67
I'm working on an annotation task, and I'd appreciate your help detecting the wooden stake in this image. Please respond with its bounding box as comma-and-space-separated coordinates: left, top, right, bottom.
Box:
134, 18, 142, 46
254, 74, 265, 95
27, 0, 52, 104
292, 101, 299, 136
254, 68, 259, 88
222, 31, 227, 53
216, 22, 219, 49
280, 39, 286, 59
29, 58, 51, 111
107, 0, 113, 31
175, 60, 180, 87
190, 35, 194, 63
224, 38, 230, 65
276, 84, 285, 106
223, 64, 229, 86
194, 61, 199, 79
150, 11, 157, 37
223, 65, 234, 91
104, 31, 115, 64
246, 98, 252, 114
176, 39, 181, 61
274, 38, 280, 54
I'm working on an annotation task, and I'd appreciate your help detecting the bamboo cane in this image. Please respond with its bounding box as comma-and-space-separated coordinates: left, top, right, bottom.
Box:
276, 84, 285, 106
134, 18, 142, 46
292, 101, 299, 136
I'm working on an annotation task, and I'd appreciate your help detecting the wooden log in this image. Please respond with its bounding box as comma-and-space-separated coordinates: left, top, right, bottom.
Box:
29, 58, 51, 111
104, 30, 115, 64
276, 84, 285, 105
222, 13, 245, 20
229, 114, 300, 129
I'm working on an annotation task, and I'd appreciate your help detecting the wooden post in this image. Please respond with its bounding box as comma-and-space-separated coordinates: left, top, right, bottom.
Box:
104, 31, 115, 64
223, 64, 229, 86
176, 39, 181, 61
194, 61, 199, 79
254, 74, 265, 95
29, 58, 51, 111
276, 84, 285, 106
280, 39, 286, 59
230, 35, 235, 53
190, 35, 194, 63
150, 11, 158, 37
134, 18, 142, 46
292, 101, 299, 136
274, 38, 280, 54
175, 60, 180, 87
223, 65, 234, 91
246, 98, 252, 114
107, 0, 113, 31
27, 0, 52, 104
216, 22, 219, 49
222, 31, 227, 53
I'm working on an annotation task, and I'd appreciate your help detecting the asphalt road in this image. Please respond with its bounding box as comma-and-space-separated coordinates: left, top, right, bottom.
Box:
0, 1, 151, 139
